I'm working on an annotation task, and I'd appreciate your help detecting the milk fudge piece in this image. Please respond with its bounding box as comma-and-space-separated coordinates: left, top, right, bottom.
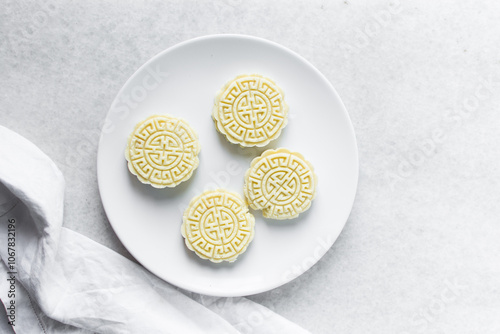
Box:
244, 148, 317, 219
125, 115, 200, 188
212, 74, 288, 147
181, 189, 255, 263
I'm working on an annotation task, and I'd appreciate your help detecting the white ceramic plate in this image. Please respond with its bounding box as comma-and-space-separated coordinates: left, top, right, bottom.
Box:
97, 34, 358, 297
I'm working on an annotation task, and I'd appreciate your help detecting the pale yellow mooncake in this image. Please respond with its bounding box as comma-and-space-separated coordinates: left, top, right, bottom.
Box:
212, 74, 289, 147
244, 148, 317, 220
125, 115, 201, 188
181, 189, 255, 263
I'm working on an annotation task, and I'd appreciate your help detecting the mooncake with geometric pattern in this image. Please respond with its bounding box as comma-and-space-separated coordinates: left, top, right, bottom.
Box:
212, 74, 289, 147
125, 115, 201, 188
181, 189, 255, 263
244, 148, 317, 219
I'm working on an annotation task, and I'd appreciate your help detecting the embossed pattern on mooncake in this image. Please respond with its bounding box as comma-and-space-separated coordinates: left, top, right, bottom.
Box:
212, 74, 289, 147
181, 190, 255, 263
125, 115, 200, 188
244, 148, 317, 220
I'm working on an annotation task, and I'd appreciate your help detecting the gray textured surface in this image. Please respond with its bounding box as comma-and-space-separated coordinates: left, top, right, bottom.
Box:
2, 1, 500, 333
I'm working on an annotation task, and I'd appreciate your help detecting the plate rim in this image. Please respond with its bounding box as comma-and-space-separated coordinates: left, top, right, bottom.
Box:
97, 33, 359, 296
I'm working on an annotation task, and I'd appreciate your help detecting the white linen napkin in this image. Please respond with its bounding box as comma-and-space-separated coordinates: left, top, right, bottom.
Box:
0, 125, 310, 334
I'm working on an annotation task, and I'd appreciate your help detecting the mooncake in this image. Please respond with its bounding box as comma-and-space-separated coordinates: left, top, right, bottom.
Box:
125, 115, 200, 188
244, 148, 317, 219
212, 74, 288, 147
181, 189, 255, 263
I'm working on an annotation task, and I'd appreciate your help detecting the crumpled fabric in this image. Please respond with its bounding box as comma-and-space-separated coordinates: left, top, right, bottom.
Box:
0, 125, 310, 334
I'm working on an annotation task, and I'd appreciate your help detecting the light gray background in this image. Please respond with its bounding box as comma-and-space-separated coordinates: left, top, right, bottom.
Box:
1, 1, 500, 333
